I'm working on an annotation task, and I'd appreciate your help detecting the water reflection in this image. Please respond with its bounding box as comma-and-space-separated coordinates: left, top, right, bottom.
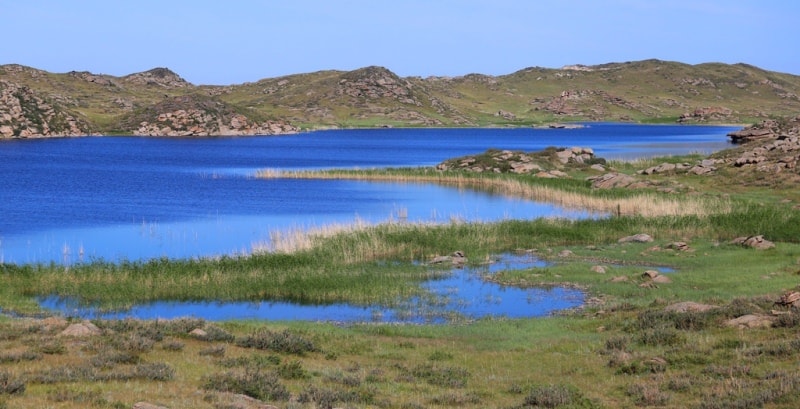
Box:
39, 253, 584, 323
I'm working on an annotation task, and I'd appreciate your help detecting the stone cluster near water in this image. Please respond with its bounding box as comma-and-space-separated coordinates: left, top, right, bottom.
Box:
435, 146, 603, 177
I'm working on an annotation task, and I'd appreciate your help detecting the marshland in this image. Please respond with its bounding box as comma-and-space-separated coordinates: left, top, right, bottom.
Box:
2, 123, 800, 408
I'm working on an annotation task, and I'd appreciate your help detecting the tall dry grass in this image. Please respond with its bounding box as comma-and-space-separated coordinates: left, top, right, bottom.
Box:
257, 169, 731, 218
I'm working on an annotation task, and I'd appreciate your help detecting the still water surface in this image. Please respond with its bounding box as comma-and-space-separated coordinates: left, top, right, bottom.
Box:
0, 124, 737, 264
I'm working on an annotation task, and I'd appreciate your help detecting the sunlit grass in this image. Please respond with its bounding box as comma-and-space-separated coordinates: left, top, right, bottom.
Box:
258, 167, 733, 217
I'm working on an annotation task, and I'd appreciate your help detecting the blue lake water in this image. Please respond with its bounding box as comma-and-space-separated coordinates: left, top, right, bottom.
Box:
0, 124, 738, 321
0, 124, 737, 264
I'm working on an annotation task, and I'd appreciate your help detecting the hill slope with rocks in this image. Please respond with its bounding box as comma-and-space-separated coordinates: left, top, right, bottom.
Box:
2, 59, 800, 138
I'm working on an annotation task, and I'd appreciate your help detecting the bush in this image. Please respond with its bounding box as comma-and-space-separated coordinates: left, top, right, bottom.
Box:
236, 329, 318, 355
626, 383, 670, 406
0, 371, 25, 395
638, 327, 685, 347
202, 325, 235, 342
198, 345, 226, 357
278, 360, 308, 379
522, 384, 584, 408
298, 386, 373, 409
203, 368, 289, 401
133, 363, 175, 381
411, 364, 469, 388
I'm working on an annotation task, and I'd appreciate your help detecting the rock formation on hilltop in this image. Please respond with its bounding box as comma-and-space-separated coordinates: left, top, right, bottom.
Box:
122, 67, 191, 89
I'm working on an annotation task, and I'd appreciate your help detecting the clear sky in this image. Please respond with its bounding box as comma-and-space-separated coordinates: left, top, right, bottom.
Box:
2, 0, 798, 85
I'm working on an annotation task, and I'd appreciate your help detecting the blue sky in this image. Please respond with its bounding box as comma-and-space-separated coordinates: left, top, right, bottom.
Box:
2, 0, 798, 85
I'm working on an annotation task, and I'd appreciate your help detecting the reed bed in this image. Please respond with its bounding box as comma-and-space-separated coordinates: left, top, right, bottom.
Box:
257, 168, 732, 218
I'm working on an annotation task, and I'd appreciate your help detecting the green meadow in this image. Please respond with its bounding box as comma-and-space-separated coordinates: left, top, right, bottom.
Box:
2, 153, 800, 408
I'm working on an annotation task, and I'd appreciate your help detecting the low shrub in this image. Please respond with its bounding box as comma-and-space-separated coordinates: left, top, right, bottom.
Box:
0, 371, 25, 395
0, 351, 41, 363
638, 327, 685, 347
133, 363, 175, 381
410, 364, 469, 388
626, 383, 670, 406
278, 360, 308, 379
521, 384, 585, 408
298, 386, 373, 409
428, 391, 482, 406
235, 329, 318, 355
90, 351, 141, 368
161, 340, 185, 351
198, 345, 226, 357
603, 335, 630, 353
203, 368, 289, 401
202, 325, 235, 342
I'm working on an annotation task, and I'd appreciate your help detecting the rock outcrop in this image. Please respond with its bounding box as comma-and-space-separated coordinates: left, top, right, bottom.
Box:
128, 95, 299, 137
123, 67, 191, 89
678, 106, 733, 123
136, 110, 298, 137
727, 118, 798, 143
337, 66, 421, 106
731, 235, 776, 250
436, 147, 603, 176
0, 80, 92, 138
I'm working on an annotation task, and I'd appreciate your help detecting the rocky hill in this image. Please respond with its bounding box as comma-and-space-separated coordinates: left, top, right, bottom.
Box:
2, 59, 800, 138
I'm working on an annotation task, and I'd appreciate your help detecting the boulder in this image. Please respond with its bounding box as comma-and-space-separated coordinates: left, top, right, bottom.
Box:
728, 127, 775, 144
189, 328, 208, 339
731, 235, 775, 250
666, 241, 691, 251
59, 321, 102, 337
618, 233, 654, 243
588, 172, 639, 189
652, 275, 672, 284
591, 265, 606, 274
724, 314, 774, 329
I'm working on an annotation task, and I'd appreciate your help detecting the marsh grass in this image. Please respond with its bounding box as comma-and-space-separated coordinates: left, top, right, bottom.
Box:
258, 167, 732, 217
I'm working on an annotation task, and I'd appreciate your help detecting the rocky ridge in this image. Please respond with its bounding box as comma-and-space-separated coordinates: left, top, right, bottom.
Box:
0, 80, 92, 137
130, 95, 299, 137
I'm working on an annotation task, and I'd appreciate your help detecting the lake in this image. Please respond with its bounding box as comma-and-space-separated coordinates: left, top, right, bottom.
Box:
0, 123, 738, 265
1, 123, 738, 321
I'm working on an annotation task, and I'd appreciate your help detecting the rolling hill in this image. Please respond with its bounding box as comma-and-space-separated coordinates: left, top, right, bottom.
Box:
2, 59, 800, 138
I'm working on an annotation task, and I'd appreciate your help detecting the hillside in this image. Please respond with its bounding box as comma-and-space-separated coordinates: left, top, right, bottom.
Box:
2, 59, 800, 138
